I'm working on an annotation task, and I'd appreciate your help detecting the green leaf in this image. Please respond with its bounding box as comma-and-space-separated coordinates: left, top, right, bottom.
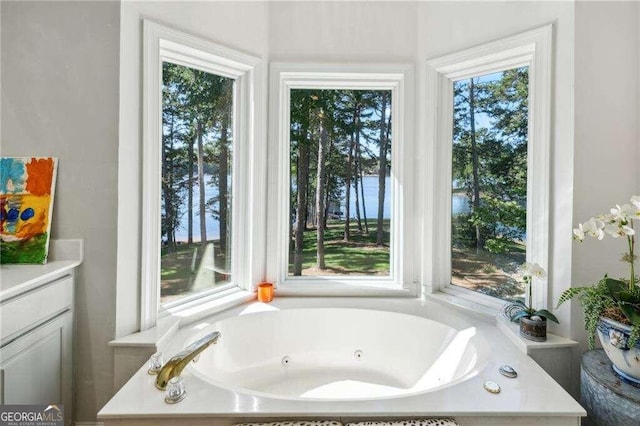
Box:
619, 304, 640, 326
556, 287, 588, 308
533, 309, 560, 324
618, 290, 640, 304
510, 310, 532, 322
604, 277, 628, 297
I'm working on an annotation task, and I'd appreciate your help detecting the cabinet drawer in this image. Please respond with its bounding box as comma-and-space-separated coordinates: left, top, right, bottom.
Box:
1, 275, 73, 342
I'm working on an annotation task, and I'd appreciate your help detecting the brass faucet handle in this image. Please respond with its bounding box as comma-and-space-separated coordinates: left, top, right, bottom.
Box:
185, 331, 221, 352
154, 331, 222, 390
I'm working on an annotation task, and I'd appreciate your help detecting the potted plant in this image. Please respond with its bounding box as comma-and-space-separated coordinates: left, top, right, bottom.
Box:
557, 195, 640, 384
504, 262, 559, 341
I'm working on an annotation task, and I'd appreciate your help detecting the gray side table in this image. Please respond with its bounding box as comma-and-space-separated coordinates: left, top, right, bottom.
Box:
581, 349, 640, 425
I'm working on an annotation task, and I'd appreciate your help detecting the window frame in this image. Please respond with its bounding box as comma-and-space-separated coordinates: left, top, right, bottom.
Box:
266, 63, 417, 296
423, 25, 553, 311
141, 21, 262, 329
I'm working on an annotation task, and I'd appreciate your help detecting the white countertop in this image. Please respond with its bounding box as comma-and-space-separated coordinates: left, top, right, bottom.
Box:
98, 297, 585, 420
0, 239, 82, 301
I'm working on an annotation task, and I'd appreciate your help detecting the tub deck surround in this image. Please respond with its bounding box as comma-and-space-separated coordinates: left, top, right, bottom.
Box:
98, 298, 584, 426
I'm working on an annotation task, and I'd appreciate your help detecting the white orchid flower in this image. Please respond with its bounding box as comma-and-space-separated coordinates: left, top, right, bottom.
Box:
573, 224, 585, 241
582, 218, 605, 240
610, 204, 636, 222
604, 223, 635, 238
627, 196, 640, 219
522, 262, 546, 278
621, 203, 640, 220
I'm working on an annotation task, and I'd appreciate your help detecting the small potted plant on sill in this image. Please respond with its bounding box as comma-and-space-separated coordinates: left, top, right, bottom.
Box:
503, 262, 559, 342
557, 195, 640, 384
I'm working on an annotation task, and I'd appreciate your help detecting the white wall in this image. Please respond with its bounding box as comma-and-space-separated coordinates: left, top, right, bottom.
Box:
116, 1, 269, 338
269, 1, 418, 62
572, 0, 640, 391
0, 0, 120, 422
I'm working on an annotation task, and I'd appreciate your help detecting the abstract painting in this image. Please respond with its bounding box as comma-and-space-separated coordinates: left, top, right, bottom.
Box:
0, 157, 58, 264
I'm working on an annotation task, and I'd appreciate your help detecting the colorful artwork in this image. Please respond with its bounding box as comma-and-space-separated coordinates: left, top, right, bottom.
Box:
0, 157, 58, 264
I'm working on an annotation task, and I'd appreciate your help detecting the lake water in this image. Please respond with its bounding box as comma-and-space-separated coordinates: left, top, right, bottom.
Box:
171, 175, 473, 241
173, 175, 222, 242
342, 175, 391, 219
336, 176, 471, 219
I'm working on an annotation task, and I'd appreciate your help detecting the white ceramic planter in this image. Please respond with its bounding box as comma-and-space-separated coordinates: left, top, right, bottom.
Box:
596, 317, 640, 384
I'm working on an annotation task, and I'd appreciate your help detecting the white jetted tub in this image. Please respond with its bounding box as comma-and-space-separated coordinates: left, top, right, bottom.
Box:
99, 298, 585, 426
188, 308, 482, 400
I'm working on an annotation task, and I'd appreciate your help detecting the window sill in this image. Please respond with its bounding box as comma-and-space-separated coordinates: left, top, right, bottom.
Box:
276, 280, 418, 297
425, 291, 498, 321
163, 288, 255, 326
496, 315, 578, 355
427, 291, 578, 354
110, 289, 255, 350
109, 315, 180, 348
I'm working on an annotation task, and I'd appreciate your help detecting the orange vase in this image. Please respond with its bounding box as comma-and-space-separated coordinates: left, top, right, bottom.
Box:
257, 282, 274, 302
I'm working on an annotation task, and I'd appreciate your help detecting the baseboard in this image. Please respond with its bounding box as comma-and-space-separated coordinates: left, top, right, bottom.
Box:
75, 422, 104, 426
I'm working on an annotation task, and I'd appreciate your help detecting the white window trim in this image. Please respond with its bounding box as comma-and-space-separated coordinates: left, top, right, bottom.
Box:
423, 25, 552, 311
266, 63, 417, 296
141, 21, 263, 330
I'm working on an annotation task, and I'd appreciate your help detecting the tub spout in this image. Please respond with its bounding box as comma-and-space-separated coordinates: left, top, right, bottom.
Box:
155, 331, 221, 390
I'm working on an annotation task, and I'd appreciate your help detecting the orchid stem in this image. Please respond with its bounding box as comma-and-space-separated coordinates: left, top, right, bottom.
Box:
629, 230, 635, 290
527, 276, 533, 312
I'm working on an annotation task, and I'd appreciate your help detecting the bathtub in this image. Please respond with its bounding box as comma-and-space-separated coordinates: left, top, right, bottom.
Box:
189, 308, 484, 400
99, 298, 585, 426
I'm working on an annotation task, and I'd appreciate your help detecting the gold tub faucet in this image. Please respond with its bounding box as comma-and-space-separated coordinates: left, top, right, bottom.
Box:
155, 331, 221, 390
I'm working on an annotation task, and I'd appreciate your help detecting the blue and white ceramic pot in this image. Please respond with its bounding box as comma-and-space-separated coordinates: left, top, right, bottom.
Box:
597, 316, 640, 384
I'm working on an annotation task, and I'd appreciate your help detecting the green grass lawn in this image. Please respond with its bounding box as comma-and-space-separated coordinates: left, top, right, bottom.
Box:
289, 219, 390, 276
160, 219, 391, 301
160, 241, 228, 302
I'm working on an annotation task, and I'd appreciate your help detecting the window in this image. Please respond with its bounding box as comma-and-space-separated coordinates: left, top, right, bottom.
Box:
267, 64, 416, 293
142, 21, 262, 329
160, 62, 234, 305
451, 67, 529, 302
288, 89, 392, 278
425, 25, 552, 310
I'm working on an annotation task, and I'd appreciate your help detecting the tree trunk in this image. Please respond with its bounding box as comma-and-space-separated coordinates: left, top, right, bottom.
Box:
219, 108, 230, 255
161, 111, 173, 253
469, 78, 482, 251
323, 182, 331, 230
315, 109, 329, 270
358, 147, 369, 234
353, 169, 362, 231
353, 107, 363, 232
322, 130, 336, 231
197, 120, 207, 247
376, 91, 389, 245
187, 129, 195, 245
343, 132, 355, 241
293, 127, 310, 276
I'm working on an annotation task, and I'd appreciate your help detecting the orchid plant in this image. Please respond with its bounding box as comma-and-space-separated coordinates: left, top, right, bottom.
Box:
505, 262, 559, 324
557, 195, 640, 347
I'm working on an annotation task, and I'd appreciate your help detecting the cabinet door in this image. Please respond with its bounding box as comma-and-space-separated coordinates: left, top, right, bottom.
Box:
0, 311, 72, 409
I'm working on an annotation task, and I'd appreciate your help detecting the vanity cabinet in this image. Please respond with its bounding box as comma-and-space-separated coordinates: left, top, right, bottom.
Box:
1, 255, 79, 426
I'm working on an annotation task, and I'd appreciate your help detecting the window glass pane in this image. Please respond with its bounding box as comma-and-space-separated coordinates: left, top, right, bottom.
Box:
160, 62, 234, 304
451, 67, 528, 302
288, 89, 392, 277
